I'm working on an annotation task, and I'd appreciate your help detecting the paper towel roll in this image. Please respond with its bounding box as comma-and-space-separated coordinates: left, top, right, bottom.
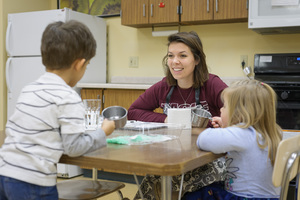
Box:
168, 108, 191, 129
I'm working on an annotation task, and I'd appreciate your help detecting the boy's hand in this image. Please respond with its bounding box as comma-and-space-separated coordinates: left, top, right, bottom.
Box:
101, 119, 115, 136
211, 117, 222, 128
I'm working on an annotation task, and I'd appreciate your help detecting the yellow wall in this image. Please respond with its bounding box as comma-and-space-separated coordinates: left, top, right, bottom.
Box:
0, 0, 57, 131
106, 17, 300, 82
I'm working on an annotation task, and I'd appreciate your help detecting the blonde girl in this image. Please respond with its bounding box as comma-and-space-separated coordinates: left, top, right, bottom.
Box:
184, 79, 282, 200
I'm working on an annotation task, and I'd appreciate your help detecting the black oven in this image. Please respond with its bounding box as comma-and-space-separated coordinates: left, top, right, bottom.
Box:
254, 53, 300, 130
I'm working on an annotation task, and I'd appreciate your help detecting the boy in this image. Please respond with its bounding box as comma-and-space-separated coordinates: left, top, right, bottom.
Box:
0, 20, 115, 200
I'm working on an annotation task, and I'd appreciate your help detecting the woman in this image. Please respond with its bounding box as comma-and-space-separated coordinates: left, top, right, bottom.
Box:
128, 31, 226, 124
128, 31, 228, 199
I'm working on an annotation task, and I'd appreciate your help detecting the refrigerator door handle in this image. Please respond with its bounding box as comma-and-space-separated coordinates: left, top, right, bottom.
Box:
6, 58, 12, 98
6, 21, 12, 56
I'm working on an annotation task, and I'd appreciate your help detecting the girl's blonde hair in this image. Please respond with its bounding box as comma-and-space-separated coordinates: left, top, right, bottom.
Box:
222, 79, 282, 166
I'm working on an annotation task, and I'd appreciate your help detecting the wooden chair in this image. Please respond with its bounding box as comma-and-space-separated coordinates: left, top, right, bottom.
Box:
272, 134, 300, 200
57, 168, 127, 200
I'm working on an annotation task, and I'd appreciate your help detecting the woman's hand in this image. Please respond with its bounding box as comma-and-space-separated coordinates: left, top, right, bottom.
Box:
211, 117, 222, 128
164, 117, 168, 123
101, 119, 115, 136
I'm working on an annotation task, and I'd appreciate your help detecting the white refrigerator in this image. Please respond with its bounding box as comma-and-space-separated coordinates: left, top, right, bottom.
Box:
5, 8, 107, 178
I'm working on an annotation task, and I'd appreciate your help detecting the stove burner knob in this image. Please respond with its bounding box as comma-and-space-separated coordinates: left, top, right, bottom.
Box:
280, 91, 289, 100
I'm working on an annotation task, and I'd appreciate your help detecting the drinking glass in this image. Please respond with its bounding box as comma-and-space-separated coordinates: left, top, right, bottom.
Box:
83, 99, 101, 130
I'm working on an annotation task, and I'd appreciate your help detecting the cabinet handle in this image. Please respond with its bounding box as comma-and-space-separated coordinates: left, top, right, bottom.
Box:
246, 0, 249, 10
178, 5, 182, 14
207, 0, 209, 12
216, 0, 218, 13
102, 95, 105, 104
151, 4, 153, 17
143, 4, 145, 17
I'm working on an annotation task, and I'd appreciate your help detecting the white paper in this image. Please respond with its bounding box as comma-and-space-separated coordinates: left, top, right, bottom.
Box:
168, 108, 191, 129
272, 0, 299, 6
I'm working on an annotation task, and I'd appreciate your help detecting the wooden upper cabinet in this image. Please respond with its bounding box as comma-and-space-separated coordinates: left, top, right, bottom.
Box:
121, 0, 180, 27
214, 0, 248, 21
149, 0, 179, 24
121, 0, 148, 26
121, 0, 248, 27
181, 0, 213, 23
180, 0, 248, 24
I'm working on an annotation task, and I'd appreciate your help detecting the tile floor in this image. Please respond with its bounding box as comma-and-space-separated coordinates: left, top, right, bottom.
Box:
57, 175, 138, 200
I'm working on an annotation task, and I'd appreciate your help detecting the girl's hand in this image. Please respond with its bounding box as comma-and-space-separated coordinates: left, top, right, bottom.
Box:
211, 117, 222, 128
101, 119, 115, 136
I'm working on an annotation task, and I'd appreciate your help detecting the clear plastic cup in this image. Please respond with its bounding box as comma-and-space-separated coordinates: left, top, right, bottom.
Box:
83, 99, 102, 130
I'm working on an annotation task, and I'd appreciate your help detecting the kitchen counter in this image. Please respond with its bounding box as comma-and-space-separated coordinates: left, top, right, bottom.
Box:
283, 130, 300, 140
76, 83, 152, 90
76, 76, 162, 90
76, 76, 250, 90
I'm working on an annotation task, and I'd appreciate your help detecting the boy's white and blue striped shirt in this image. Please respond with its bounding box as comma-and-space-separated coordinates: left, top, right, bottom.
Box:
0, 72, 106, 186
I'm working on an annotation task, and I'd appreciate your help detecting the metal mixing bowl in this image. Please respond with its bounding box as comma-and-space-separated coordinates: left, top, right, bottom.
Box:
191, 108, 212, 128
102, 106, 127, 129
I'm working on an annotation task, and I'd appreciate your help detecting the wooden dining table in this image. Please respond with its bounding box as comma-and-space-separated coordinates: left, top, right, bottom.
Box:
59, 127, 225, 200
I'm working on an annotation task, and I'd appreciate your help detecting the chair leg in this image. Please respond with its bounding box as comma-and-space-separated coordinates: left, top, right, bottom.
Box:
178, 173, 184, 200
118, 190, 124, 200
134, 173, 144, 200
92, 168, 98, 180
91, 168, 128, 200
296, 169, 299, 200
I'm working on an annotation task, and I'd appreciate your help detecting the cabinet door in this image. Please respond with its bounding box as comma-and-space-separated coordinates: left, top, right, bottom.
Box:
214, 0, 248, 20
181, 0, 213, 23
103, 89, 145, 111
149, 0, 179, 24
80, 88, 103, 111
121, 0, 148, 26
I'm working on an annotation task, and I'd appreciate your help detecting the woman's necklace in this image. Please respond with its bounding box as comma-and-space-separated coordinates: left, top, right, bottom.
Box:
178, 87, 193, 105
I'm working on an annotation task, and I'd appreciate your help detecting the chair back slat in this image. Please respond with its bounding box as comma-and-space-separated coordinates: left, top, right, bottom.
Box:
272, 134, 300, 200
